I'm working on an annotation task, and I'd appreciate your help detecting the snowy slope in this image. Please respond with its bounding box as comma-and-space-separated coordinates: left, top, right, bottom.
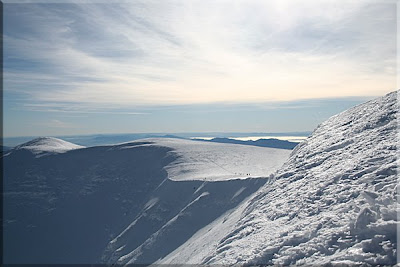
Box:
159, 91, 398, 265
100, 139, 290, 264
146, 138, 290, 181
3, 138, 289, 264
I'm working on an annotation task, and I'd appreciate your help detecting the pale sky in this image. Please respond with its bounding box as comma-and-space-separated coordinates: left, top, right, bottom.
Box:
3, 0, 397, 137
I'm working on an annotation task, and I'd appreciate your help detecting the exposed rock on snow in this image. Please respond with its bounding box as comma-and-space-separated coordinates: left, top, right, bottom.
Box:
159, 91, 398, 265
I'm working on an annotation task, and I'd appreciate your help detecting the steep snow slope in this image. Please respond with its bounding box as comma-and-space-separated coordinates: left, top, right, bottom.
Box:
160, 91, 398, 265
101, 178, 266, 264
100, 139, 289, 264
3, 138, 289, 264
11, 137, 85, 157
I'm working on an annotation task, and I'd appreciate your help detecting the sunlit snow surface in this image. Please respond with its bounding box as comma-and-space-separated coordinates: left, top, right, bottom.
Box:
146, 138, 291, 181
159, 91, 398, 265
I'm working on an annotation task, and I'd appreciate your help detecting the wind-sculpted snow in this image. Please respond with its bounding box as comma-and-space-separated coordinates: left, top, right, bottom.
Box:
3, 138, 288, 263
160, 91, 398, 265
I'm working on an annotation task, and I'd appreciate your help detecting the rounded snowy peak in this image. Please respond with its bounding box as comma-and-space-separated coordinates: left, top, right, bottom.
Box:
15, 137, 85, 155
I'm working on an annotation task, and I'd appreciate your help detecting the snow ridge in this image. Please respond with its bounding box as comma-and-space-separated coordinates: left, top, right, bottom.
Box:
161, 91, 398, 265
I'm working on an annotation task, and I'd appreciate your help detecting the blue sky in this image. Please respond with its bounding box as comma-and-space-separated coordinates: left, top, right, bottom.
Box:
3, 0, 396, 137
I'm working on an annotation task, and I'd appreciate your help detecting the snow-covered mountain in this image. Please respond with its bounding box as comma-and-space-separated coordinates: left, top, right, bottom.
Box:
157, 90, 398, 265
3, 137, 290, 264
3, 91, 397, 265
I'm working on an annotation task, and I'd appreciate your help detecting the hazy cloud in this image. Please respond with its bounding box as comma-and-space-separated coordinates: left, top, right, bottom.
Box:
4, 1, 396, 110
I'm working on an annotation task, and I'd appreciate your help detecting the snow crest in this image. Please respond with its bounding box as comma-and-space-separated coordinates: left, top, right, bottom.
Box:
161, 91, 398, 265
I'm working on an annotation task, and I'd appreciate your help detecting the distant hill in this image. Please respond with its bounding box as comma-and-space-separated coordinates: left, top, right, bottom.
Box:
61, 134, 185, 146
3, 134, 188, 147
12, 137, 85, 157
197, 137, 299, 150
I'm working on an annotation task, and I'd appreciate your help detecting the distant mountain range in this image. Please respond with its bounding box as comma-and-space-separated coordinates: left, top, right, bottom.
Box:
2, 132, 311, 147
196, 137, 299, 149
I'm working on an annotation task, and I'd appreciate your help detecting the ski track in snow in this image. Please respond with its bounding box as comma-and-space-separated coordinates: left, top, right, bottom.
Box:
159, 90, 399, 265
